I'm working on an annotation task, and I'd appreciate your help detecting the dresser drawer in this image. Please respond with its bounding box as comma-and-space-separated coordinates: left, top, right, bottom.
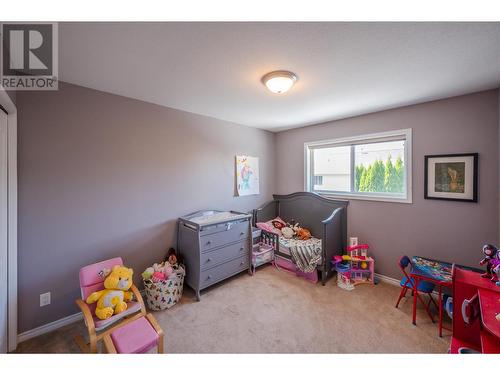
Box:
201, 241, 249, 270
200, 256, 249, 289
200, 221, 249, 252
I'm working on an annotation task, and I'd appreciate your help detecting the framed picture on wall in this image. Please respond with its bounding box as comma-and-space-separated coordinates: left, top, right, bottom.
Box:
424, 153, 478, 202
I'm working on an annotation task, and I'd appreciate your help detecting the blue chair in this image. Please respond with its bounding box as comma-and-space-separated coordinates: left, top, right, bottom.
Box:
395, 255, 438, 322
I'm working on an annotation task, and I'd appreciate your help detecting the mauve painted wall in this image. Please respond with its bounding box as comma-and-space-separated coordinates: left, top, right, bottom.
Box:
275, 90, 499, 279
6, 89, 15, 105
16, 82, 276, 332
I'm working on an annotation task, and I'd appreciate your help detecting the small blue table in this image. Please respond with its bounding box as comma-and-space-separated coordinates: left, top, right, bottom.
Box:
410, 256, 453, 337
411, 256, 453, 282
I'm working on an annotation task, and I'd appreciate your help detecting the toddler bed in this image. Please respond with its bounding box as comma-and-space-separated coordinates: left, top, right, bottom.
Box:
253, 192, 348, 285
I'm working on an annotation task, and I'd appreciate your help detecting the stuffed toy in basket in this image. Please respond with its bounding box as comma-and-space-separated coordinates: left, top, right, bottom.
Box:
142, 248, 185, 310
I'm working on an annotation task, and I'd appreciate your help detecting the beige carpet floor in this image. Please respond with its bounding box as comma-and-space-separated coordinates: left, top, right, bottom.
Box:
15, 265, 450, 353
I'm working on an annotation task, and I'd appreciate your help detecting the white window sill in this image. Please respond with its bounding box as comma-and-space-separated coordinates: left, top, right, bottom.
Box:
312, 190, 413, 204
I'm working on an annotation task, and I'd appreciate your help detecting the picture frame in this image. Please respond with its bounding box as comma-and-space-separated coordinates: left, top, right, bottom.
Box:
424, 153, 478, 202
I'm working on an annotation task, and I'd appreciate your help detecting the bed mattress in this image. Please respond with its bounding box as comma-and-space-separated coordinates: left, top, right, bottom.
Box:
276, 236, 323, 266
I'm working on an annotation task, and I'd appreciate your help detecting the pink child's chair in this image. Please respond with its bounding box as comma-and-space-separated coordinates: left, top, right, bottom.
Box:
75, 257, 146, 353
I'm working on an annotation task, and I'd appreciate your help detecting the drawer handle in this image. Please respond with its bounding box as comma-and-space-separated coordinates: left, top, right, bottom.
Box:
240, 261, 245, 266
206, 241, 211, 246
207, 275, 212, 280
240, 247, 244, 251
207, 258, 212, 262
240, 232, 245, 236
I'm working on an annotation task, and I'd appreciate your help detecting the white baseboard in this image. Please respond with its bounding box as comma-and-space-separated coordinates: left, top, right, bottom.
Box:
375, 272, 444, 299
374, 272, 400, 287
16, 289, 147, 345
17, 312, 83, 344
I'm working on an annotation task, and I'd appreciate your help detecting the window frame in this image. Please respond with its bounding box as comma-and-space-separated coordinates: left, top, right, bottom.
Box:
312, 175, 323, 186
304, 128, 412, 204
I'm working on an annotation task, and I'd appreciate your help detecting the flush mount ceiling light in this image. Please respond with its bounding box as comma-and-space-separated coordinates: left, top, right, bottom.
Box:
261, 70, 298, 94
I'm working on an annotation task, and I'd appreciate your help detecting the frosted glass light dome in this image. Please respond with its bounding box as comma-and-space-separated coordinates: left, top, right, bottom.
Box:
261, 70, 297, 94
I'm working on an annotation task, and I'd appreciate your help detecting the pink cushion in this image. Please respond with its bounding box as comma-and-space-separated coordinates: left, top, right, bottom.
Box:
111, 316, 159, 353
93, 301, 142, 331
79, 257, 123, 288
273, 216, 286, 225
256, 222, 276, 233
79, 257, 124, 316
81, 284, 105, 302
256, 216, 286, 236
81, 284, 105, 316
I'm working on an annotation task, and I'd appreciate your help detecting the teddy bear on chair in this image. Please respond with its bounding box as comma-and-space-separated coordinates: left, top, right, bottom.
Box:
86, 265, 134, 320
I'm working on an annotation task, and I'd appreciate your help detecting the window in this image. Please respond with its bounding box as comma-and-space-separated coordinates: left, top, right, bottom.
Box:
305, 129, 412, 203
312, 175, 323, 186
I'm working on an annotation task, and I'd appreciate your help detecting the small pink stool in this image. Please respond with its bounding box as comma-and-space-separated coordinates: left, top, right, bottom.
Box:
103, 314, 164, 354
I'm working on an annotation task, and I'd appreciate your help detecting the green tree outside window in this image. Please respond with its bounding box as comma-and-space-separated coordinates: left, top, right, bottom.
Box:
356, 155, 404, 193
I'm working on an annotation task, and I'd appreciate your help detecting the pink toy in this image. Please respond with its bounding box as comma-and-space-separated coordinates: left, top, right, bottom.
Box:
333, 255, 343, 263
347, 244, 375, 285
152, 271, 166, 283
152, 261, 174, 280
494, 263, 500, 286
347, 244, 369, 257
490, 260, 500, 285
332, 243, 375, 290
163, 265, 174, 279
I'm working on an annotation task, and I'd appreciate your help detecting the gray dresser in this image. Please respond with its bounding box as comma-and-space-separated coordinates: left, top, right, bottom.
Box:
178, 210, 252, 301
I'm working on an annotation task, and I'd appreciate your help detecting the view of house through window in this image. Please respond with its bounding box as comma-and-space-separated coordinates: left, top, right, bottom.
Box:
307, 130, 410, 202
312, 146, 350, 191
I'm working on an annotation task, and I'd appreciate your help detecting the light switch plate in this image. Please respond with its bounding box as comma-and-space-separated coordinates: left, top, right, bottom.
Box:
40, 292, 51, 307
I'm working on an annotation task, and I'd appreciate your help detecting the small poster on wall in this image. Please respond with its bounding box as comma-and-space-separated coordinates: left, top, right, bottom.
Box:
236, 155, 260, 196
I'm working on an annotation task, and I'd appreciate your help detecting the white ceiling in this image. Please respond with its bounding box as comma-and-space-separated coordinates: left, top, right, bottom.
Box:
59, 22, 500, 132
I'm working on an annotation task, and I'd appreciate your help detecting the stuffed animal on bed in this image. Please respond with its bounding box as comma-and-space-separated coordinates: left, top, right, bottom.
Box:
295, 227, 312, 241
288, 222, 312, 241
281, 226, 295, 239
86, 265, 134, 320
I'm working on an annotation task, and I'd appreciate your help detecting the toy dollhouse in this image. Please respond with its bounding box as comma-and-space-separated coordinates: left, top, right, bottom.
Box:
331, 244, 375, 290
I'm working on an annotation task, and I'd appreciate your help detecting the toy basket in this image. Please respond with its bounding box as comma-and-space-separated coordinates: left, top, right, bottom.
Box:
143, 265, 185, 311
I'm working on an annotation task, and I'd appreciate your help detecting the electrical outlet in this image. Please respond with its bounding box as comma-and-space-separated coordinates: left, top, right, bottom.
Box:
40, 292, 51, 307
